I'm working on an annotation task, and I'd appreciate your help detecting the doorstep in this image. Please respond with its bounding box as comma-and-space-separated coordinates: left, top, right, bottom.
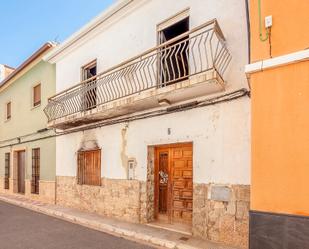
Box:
0, 193, 241, 249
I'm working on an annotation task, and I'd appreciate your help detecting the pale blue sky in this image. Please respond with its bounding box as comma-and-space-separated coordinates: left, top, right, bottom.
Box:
0, 0, 115, 68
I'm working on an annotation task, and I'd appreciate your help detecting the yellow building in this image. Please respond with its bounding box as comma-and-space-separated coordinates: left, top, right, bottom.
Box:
0, 43, 57, 204
246, 0, 309, 248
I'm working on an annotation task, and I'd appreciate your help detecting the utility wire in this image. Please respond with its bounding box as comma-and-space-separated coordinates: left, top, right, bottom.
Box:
0, 88, 250, 149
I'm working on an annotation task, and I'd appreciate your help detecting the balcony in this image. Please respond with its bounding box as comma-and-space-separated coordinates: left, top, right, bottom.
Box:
44, 19, 231, 130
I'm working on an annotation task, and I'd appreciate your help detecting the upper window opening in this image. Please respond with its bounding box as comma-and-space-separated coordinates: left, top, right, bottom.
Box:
82, 61, 97, 81
81, 60, 97, 111
158, 17, 190, 87
6, 102, 11, 120
33, 83, 41, 107
159, 17, 189, 43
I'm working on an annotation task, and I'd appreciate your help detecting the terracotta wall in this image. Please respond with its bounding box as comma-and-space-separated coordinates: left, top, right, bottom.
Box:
249, 0, 309, 62
251, 60, 309, 215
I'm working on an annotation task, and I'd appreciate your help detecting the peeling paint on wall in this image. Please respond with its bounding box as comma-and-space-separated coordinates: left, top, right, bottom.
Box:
121, 123, 129, 171
79, 130, 99, 151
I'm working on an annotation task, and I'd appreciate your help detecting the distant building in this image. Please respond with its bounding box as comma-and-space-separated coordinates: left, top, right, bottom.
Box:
44, 0, 250, 248
0, 64, 14, 82
0, 43, 57, 204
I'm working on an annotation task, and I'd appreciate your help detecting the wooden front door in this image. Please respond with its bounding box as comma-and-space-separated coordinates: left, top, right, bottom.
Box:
17, 151, 26, 194
155, 143, 193, 224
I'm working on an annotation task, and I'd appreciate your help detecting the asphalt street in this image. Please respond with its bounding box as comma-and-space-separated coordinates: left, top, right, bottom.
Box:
0, 200, 156, 249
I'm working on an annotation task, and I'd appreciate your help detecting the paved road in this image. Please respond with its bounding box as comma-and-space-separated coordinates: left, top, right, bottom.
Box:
0, 201, 156, 249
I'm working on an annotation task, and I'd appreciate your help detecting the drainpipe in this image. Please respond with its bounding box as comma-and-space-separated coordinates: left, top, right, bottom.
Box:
258, 0, 269, 42
245, 0, 251, 63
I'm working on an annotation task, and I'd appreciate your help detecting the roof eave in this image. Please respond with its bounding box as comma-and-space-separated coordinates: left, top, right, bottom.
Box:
43, 0, 135, 63
0, 42, 56, 88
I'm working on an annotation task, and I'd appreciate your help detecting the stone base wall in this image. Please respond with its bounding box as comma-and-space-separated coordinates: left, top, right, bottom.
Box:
0, 177, 10, 194
2, 174, 249, 248
193, 184, 250, 249
0, 177, 55, 204
56, 176, 145, 223
25, 180, 56, 204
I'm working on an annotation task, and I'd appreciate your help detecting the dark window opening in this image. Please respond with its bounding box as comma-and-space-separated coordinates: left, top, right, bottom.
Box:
82, 61, 97, 111
4, 153, 10, 189
158, 17, 189, 87
31, 148, 40, 194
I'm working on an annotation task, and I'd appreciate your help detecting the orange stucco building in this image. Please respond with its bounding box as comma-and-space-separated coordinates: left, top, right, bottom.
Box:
246, 0, 309, 248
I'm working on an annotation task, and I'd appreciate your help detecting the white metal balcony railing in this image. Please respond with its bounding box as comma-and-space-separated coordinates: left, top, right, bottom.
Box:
44, 19, 231, 123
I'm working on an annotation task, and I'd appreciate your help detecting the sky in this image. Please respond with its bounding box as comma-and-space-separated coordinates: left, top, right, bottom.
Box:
0, 0, 115, 68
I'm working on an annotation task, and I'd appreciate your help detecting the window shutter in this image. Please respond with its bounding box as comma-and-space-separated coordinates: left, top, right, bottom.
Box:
77, 150, 101, 186
7, 102, 11, 119
33, 84, 41, 106
77, 152, 84, 185
93, 150, 101, 186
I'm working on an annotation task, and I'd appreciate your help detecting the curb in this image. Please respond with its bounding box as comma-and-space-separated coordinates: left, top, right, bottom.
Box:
0, 195, 201, 249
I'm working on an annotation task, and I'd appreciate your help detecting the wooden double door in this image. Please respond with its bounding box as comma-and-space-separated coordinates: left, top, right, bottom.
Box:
155, 143, 193, 224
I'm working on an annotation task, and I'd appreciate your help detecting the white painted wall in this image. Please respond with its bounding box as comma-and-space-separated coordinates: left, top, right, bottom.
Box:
53, 0, 250, 185
54, 0, 248, 93
57, 96, 250, 185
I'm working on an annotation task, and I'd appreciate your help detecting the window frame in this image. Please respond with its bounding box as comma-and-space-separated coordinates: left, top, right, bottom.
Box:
81, 60, 97, 81
5, 101, 11, 120
156, 10, 190, 87
77, 149, 101, 186
31, 148, 40, 194
4, 152, 10, 189
80, 60, 98, 111
32, 83, 41, 108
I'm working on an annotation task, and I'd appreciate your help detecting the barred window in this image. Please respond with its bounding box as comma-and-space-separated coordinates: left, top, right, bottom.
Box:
31, 148, 40, 194
77, 149, 101, 186
4, 153, 10, 189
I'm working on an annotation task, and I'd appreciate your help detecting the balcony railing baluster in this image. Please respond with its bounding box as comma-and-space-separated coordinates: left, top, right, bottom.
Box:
44, 19, 231, 122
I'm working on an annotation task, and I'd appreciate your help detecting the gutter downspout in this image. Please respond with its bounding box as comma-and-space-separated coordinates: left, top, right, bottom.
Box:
245, 0, 251, 64
245, 0, 251, 94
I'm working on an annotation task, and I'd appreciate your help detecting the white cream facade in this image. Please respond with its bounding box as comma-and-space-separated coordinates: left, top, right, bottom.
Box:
46, 0, 250, 247
57, 98, 250, 185
49, 0, 250, 183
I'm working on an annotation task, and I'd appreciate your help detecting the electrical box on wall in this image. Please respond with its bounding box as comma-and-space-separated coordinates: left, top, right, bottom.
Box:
127, 159, 136, 180
265, 15, 272, 28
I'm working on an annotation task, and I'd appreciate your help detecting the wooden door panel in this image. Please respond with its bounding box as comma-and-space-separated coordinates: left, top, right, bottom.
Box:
174, 160, 185, 168
183, 149, 193, 157
182, 211, 192, 220
182, 170, 192, 178
173, 169, 182, 177
187, 202, 193, 209
187, 181, 193, 189
155, 143, 193, 224
171, 145, 193, 224
181, 190, 193, 199
158, 151, 169, 214
174, 180, 186, 188
172, 149, 183, 158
